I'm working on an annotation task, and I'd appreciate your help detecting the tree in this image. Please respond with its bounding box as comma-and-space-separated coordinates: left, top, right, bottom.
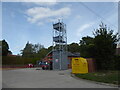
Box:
21, 42, 45, 58
33, 43, 44, 53
78, 23, 119, 70
47, 46, 53, 52
21, 42, 34, 57
38, 48, 48, 59
2, 40, 12, 56
79, 36, 95, 58
68, 43, 80, 53
93, 23, 119, 70
80, 36, 94, 45
0, 41, 2, 56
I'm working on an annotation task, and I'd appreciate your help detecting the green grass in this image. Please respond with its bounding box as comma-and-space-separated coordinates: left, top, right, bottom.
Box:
75, 71, 119, 85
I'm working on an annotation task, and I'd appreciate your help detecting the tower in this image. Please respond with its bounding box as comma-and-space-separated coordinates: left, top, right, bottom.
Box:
52, 20, 68, 70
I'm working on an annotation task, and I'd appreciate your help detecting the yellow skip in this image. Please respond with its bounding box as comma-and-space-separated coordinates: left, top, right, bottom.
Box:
72, 57, 88, 74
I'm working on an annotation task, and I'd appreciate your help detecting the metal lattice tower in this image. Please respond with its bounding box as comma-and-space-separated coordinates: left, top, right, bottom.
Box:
52, 20, 68, 70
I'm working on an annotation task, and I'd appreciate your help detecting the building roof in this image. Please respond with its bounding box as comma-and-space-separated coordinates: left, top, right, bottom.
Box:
45, 50, 80, 57
67, 52, 80, 57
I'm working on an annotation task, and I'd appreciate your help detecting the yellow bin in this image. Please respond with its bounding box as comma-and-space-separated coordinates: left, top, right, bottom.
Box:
72, 57, 88, 74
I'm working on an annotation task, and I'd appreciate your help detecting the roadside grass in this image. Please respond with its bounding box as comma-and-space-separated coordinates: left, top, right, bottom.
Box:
75, 71, 119, 85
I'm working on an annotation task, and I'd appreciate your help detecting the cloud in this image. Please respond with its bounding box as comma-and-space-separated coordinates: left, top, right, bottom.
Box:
33, 2, 57, 6
76, 22, 94, 37
21, 1, 57, 8
26, 7, 71, 25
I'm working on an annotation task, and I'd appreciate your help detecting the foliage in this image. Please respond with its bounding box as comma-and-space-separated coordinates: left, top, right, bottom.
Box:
1, 40, 12, 56
80, 36, 94, 45
67, 43, 80, 53
33, 43, 44, 53
47, 46, 53, 52
21, 42, 34, 57
21, 42, 44, 58
93, 23, 119, 70
2, 56, 39, 65
2, 46, 53, 65
113, 55, 120, 70
79, 36, 95, 58
37, 48, 48, 60
0, 41, 2, 56
20, 42, 53, 62
75, 71, 119, 85
79, 23, 119, 70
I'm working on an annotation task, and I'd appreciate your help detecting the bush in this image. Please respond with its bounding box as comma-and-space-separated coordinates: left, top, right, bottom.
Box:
2, 56, 39, 65
114, 55, 120, 70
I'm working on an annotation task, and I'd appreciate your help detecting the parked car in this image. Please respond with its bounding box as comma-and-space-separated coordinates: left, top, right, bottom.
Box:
26, 64, 34, 68
41, 62, 49, 70
40, 61, 53, 70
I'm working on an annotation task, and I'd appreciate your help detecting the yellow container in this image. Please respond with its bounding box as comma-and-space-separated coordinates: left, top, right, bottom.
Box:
72, 57, 88, 74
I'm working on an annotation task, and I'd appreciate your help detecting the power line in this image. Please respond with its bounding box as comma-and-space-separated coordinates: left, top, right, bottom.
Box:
79, 2, 118, 29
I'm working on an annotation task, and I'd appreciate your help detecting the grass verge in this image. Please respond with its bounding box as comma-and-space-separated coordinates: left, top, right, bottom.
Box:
75, 71, 119, 85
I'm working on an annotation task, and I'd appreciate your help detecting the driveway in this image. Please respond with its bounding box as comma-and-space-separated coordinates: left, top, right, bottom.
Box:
2, 68, 118, 88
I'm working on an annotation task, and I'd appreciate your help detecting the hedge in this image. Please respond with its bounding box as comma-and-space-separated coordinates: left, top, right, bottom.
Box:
2, 56, 40, 65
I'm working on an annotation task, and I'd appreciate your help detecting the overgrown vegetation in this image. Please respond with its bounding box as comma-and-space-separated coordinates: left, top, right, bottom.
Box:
0, 40, 12, 56
75, 71, 119, 85
2, 56, 39, 65
79, 36, 94, 58
79, 23, 120, 70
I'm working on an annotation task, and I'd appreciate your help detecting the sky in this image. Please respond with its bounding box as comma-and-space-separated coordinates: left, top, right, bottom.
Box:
1, 1, 118, 55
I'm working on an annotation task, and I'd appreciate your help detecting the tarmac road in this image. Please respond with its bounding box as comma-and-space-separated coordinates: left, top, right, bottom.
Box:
2, 68, 118, 88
